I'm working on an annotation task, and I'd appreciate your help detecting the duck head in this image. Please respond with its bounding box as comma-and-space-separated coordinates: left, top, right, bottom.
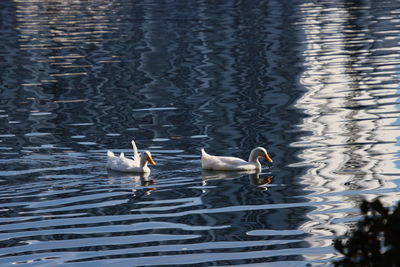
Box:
143, 151, 156, 165
250, 147, 273, 163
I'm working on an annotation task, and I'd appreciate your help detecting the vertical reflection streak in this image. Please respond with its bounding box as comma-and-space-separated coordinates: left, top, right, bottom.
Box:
296, 1, 400, 258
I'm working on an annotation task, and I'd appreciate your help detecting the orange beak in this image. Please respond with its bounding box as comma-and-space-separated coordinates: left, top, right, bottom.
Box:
148, 155, 156, 165
265, 154, 273, 163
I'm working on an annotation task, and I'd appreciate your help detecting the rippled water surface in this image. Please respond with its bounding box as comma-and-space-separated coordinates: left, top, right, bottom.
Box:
1, 0, 400, 266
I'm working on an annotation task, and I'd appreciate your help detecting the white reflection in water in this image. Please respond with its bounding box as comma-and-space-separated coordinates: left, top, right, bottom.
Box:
298, 1, 400, 258
106, 170, 157, 196
202, 170, 273, 190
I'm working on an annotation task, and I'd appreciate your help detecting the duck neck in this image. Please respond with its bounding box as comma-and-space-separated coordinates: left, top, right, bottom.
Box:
140, 157, 148, 168
248, 151, 262, 170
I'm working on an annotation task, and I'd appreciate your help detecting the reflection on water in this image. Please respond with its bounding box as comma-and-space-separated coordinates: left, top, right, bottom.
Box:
297, 2, 400, 259
0, 0, 400, 266
107, 170, 157, 196
202, 170, 273, 190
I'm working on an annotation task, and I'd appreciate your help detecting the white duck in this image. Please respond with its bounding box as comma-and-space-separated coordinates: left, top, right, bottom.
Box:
201, 147, 272, 171
106, 140, 156, 173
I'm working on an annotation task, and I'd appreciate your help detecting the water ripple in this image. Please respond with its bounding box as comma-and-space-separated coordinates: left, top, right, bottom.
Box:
1, 0, 400, 266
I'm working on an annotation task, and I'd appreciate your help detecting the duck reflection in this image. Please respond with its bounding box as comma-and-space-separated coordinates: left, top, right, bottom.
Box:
106, 170, 156, 195
202, 170, 272, 190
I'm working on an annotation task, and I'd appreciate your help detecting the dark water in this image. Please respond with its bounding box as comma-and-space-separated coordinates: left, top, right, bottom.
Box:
1, 0, 400, 266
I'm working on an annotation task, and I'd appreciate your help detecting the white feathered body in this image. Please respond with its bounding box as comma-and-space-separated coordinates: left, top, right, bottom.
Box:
107, 151, 151, 173
201, 149, 262, 171
106, 140, 155, 173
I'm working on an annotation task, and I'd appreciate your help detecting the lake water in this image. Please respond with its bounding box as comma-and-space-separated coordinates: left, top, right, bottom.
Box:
1, 0, 400, 266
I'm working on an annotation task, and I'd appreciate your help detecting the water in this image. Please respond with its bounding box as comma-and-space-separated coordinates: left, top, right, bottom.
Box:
1, 0, 400, 266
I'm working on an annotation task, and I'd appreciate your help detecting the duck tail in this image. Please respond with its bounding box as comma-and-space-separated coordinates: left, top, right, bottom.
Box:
201, 148, 211, 170
131, 139, 140, 160
107, 150, 115, 159
201, 148, 210, 159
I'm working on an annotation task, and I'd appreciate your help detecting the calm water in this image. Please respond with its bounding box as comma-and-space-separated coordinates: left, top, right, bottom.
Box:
1, 0, 400, 266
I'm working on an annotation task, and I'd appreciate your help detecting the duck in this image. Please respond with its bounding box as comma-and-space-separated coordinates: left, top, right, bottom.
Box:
201, 147, 272, 171
106, 140, 156, 173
